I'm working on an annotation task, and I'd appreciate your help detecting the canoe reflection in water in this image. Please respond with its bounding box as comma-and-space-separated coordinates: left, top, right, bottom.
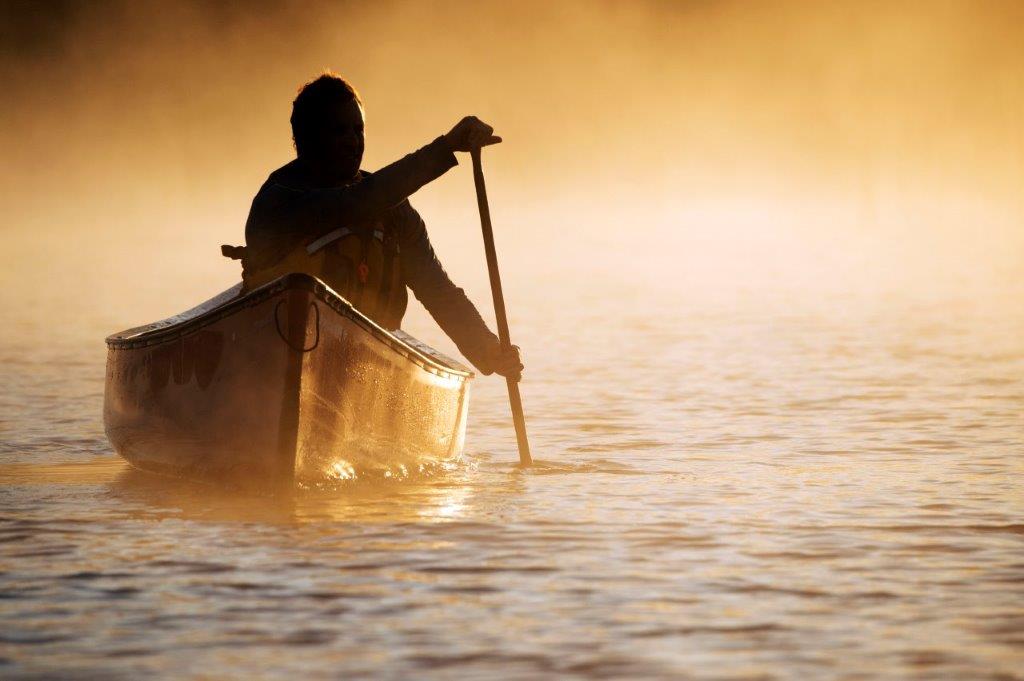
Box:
107, 461, 494, 525
103, 273, 472, 491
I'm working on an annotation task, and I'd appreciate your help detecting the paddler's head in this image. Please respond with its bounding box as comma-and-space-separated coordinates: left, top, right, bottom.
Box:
291, 72, 365, 186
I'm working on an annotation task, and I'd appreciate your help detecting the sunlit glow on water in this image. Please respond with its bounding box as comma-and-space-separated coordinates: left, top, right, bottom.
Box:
420, 485, 471, 522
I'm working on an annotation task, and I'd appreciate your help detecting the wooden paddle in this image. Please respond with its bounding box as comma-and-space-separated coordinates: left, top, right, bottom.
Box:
470, 147, 533, 466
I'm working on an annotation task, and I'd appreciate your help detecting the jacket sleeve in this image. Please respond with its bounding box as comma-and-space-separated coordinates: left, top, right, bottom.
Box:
396, 201, 500, 374
250, 136, 458, 247
318, 136, 457, 224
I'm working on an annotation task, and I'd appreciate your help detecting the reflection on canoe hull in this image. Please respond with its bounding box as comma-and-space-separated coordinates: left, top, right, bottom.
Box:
103, 273, 471, 490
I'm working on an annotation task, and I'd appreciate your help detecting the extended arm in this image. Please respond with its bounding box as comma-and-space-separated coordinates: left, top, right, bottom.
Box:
294, 115, 501, 230
304, 137, 456, 228
245, 138, 455, 269
247, 117, 502, 267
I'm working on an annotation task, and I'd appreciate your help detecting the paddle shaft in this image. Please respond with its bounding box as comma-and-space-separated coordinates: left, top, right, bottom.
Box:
470, 148, 532, 466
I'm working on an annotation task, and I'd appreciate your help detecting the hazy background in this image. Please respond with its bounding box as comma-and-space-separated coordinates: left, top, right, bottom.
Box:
1, 0, 1021, 351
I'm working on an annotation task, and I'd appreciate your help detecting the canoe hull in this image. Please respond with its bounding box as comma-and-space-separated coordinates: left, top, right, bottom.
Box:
104, 274, 471, 490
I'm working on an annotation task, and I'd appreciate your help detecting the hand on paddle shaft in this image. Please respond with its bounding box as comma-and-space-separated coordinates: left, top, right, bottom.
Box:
444, 116, 502, 152
485, 343, 523, 383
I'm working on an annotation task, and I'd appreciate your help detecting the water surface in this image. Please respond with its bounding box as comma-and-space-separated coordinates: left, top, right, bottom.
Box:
1, 284, 1022, 679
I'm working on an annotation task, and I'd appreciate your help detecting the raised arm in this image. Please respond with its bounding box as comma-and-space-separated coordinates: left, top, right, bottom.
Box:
308, 116, 501, 225
249, 117, 501, 254
309, 137, 455, 226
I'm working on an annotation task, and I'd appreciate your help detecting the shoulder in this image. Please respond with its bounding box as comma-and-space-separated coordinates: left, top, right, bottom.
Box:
262, 159, 307, 193
249, 160, 308, 217
384, 196, 417, 217
382, 198, 424, 235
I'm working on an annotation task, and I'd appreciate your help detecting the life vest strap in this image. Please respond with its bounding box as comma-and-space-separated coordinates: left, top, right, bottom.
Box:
307, 227, 386, 255
306, 228, 353, 255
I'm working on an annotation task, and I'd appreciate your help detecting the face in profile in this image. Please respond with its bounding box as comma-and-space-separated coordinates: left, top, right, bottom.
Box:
307, 98, 365, 182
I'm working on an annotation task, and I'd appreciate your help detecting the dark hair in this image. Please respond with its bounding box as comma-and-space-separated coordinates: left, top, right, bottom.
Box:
290, 71, 363, 157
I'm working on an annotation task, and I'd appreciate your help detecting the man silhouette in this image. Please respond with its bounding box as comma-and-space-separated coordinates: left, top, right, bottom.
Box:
240, 72, 522, 380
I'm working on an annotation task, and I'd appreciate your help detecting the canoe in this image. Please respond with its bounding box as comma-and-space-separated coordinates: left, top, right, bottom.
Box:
103, 273, 472, 490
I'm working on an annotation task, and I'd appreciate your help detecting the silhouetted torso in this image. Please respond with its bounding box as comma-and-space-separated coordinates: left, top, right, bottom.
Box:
243, 137, 498, 372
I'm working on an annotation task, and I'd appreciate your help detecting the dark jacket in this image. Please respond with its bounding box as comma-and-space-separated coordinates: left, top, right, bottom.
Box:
244, 137, 499, 373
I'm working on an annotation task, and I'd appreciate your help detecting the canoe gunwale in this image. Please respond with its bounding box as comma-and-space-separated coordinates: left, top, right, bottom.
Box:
105, 273, 473, 379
